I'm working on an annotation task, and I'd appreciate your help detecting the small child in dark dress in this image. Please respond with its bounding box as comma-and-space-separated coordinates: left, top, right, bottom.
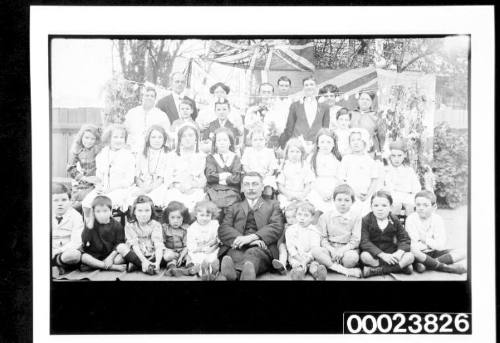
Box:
80, 195, 127, 271
162, 201, 194, 277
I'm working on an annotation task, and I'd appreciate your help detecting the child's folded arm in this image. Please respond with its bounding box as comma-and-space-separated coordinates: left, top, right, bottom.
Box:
424, 216, 447, 250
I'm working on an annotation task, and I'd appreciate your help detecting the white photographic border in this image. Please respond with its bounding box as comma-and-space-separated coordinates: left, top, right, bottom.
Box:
31, 5, 495, 343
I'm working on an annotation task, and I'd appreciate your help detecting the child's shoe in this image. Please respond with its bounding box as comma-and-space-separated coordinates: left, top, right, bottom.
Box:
165, 262, 176, 276
189, 263, 201, 276
345, 267, 362, 278
171, 267, 190, 277
437, 263, 467, 274
290, 266, 306, 280
52, 266, 61, 278
209, 260, 220, 280
401, 265, 413, 275
272, 259, 287, 275
414, 263, 426, 273
309, 262, 327, 280
146, 264, 156, 276
363, 266, 384, 278
314, 265, 328, 281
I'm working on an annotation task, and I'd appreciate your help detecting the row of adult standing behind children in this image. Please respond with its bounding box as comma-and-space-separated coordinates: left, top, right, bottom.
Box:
124, 71, 386, 157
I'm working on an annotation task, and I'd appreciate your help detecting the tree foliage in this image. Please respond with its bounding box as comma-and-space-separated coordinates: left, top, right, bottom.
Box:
432, 122, 468, 208
313, 38, 468, 75
116, 39, 184, 87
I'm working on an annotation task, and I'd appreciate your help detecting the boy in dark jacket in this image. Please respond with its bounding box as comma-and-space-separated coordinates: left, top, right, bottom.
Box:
360, 190, 414, 277
80, 195, 127, 271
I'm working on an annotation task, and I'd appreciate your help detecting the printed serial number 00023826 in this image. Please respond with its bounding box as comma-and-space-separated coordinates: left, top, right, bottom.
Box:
343, 312, 471, 334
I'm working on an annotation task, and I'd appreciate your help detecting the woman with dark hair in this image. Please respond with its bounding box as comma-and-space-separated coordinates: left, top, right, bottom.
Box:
350, 89, 386, 158
196, 82, 244, 135
318, 84, 342, 130
160, 125, 207, 211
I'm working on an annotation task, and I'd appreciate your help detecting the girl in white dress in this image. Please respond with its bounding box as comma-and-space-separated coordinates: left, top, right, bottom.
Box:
186, 200, 221, 280
276, 138, 315, 210
82, 124, 135, 219
241, 125, 278, 199
161, 125, 207, 211
127, 124, 169, 207
306, 128, 342, 214
338, 128, 380, 215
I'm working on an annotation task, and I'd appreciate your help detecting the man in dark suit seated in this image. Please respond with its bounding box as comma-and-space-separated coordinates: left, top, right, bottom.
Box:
218, 172, 284, 280
156, 72, 198, 123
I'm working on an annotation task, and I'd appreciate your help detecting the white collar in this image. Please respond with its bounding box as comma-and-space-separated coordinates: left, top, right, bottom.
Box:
173, 91, 185, 99
213, 151, 235, 168
247, 197, 259, 208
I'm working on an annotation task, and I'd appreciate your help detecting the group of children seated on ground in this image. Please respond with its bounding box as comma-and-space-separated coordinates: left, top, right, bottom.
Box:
52, 111, 467, 279
53, 181, 466, 280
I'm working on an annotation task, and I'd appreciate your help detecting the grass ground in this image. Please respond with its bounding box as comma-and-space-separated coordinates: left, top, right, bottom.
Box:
54, 206, 468, 282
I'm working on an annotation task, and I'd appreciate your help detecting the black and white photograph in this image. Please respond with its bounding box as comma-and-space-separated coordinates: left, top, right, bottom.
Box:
50, 36, 470, 282
28, 5, 495, 341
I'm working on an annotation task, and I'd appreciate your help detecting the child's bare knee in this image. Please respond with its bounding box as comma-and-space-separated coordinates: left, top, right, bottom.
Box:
360, 251, 373, 264
403, 252, 415, 264
410, 247, 426, 261
61, 249, 81, 264
163, 249, 177, 262
342, 250, 359, 268
113, 254, 125, 264
116, 243, 129, 256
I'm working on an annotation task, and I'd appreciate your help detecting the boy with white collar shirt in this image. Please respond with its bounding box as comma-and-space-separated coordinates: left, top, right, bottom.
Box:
52, 183, 84, 275
406, 190, 467, 274
312, 184, 363, 278
285, 201, 327, 281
